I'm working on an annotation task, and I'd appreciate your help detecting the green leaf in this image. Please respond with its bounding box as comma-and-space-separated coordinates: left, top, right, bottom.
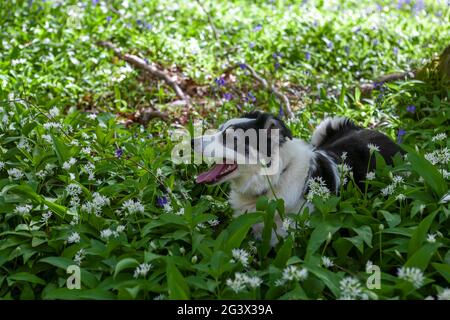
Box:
405, 243, 441, 270
114, 258, 139, 279
403, 146, 447, 197
51, 135, 71, 164
8, 272, 45, 285
273, 236, 293, 268
166, 257, 190, 300
408, 210, 438, 258
260, 200, 276, 259
432, 263, 450, 283
222, 212, 262, 252
380, 210, 401, 228
306, 223, 339, 261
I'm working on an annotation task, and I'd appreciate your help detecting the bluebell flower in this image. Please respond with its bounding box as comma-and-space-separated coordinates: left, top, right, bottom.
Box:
92, 0, 99, 5
146, 23, 153, 30
305, 52, 311, 61
215, 77, 226, 87
344, 46, 350, 55
223, 93, 233, 101
106, 16, 112, 22
144, 58, 149, 64
406, 105, 416, 113
156, 196, 168, 208
253, 24, 262, 32
279, 106, 284, 117
115, 148, 123, 158
274, 62, 280, 70
247, 92, 256, 102
249, 42, 255, 49
372, 39, 379, 46
239, 63, 247, 70
397, 129, 406, 143
393, 47, 399, 55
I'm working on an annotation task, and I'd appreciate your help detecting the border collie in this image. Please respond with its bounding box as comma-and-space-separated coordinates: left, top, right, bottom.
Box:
192, 111, 401, 245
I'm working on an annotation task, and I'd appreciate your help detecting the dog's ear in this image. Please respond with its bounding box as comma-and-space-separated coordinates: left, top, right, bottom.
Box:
264, 116, 292, 141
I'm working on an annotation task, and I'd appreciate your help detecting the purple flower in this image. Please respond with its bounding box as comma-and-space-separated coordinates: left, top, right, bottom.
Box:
305, 52, 311, 61
144, 58, 149, 64
344, 46, 350, 55
274, 62, 280, 70
253, 24, 262, 32
146, 23, 153, 30
215, 77, 226, 87
156, 196, 168, 207
272, 52, 283, 59
279, 106, 284, 117
106, 16, 112, 22
372, 39, 379, 46
239, 63, 247, 70
92, 0, 99, 5
406, 105, 416, 113
247, 92, 256, 103
397, 129, 406, 143
115, 148, 123, 158
325, 39, 334, 49
223, 92, 233, 101
249, 42, 255, 49
393, 47, 399, 55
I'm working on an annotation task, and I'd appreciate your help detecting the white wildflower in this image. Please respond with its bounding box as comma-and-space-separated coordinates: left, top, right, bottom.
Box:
66, 183, 82, 197
122, 199, 145, 214
11, 58, 27, 66
40, 211, 52, 223
14, 204, 32, 215
81, 192, 110, 216
282, 265, 308, 282
8, 168, 24, 179
116, 225, 126, 233
100, 228, 118, 239
339, 277, 363, 300
87, 113, 97, 120
232, 248, 250, 267
367, 143, 380, 153
226, 272, 262, 293
321, 256, 334, 268
43, 122, 62, 130
426, 233, 436, 243
74, 249, 85, 266
49, 106, 60, 117
306, 176, 331, 201
397, 267, 424, 288
396, 194, 406, 201
437, 288, 450, 300
174, 208, 185, 216
366, 171, 376, 180
431, 133, 447, 142
341, 152, 348, 161
67, 232, 81, 244
133, 263, 152, 278
62, 157, 76, 170
425, 147, 450, 165
153, 294, 166, 300
0, 161, 4, 170
208, 219, 219, 227
83, 162, 95, 180
81, 147, 91, 155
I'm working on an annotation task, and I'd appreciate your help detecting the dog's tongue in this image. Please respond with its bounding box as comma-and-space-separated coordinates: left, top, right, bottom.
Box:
196, 164, 227, 184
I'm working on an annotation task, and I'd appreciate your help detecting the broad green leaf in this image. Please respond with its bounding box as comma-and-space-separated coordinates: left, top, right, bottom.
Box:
166, 257, 190, 300
408, 210, 438, 258
114, 258, 139, 279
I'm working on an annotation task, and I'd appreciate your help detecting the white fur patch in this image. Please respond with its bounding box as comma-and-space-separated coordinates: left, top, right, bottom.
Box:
310, 116, 348, 147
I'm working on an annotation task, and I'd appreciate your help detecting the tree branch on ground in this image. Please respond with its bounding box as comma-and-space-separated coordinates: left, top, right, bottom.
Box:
96, 40, 192, 113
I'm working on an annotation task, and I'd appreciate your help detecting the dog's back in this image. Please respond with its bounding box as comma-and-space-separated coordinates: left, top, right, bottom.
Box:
311, 117, 402, 188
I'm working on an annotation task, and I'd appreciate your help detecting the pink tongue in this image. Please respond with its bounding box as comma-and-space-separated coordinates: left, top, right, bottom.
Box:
196, 164, 227, 184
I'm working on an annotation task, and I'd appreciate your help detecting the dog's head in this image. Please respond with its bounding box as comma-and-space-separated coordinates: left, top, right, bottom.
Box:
192, 111, 292, 186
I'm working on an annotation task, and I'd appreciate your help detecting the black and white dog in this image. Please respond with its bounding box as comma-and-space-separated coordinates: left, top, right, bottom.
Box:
192, 111, 401, 244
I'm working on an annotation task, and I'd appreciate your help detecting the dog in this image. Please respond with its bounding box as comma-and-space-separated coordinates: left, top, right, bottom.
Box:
192, 111, 402, 245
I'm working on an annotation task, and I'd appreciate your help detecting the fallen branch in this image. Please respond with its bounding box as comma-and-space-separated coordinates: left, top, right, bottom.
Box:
97, 40, 191, 109
359, 71, 416, 96
225, 64, 294, 118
